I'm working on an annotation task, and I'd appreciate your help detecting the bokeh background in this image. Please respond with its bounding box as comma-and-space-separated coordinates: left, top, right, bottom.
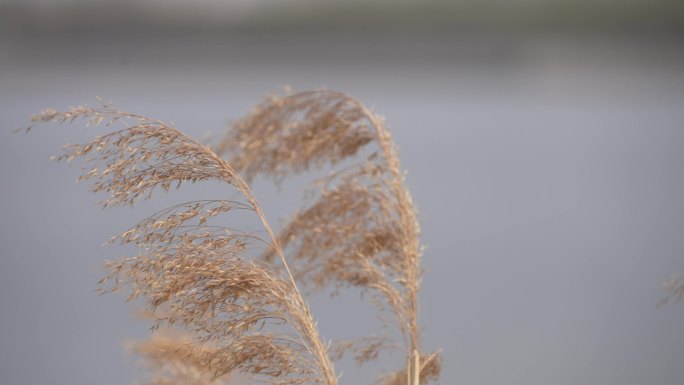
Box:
2, 1, 684, 384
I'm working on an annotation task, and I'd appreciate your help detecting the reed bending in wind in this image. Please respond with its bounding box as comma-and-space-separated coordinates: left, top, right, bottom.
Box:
216, 90, 441, 385
27, 89, 441, 385
28, 102, 337, 385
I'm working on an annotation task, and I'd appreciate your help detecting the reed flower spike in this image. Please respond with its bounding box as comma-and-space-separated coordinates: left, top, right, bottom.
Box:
216, 90, 441, 384
28, 102, 337, 385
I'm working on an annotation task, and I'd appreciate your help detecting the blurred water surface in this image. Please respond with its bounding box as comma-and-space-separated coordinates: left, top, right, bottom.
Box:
2, 32, 684, 385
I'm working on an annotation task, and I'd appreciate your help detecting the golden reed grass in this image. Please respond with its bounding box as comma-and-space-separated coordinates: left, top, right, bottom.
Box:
27, 90, 441, 385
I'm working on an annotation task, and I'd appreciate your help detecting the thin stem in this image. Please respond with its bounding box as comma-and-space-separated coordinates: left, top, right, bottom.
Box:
208, 150, 337, 385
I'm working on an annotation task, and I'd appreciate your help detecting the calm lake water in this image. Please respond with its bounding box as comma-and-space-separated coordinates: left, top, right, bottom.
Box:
2, 33, 684, 385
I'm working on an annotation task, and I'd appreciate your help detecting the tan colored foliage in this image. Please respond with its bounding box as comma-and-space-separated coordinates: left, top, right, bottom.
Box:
217, 90, 440, 380
29, 103, 336, 385
29, 89, 441, 385
131, 332, 233, 385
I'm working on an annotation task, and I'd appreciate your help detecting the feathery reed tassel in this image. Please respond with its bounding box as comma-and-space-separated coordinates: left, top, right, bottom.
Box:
216, 89, 441, 383
131, 331, 234, 385
28, 102, 337, 385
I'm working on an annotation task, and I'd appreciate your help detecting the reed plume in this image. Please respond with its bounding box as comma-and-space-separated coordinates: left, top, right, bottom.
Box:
216, 90, 441, 384
131, 332, 234, 385
28, 103, 337, 385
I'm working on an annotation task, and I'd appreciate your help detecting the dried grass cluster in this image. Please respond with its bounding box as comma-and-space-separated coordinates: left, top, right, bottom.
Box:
131, 332, 233, 385
28, 90, 441, 385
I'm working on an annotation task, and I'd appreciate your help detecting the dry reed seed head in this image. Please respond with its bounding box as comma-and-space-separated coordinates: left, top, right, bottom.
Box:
329, 337, 397, 365
103, 253, 327, 384
215, 90, 377, 182
30, 102, 338, 385
260, 173, 414, 349
111, 200, 262, 258
131, 332, 231, 385
30, 105, 237, 208
217, 89, 429, 371
276, 179, 407, 277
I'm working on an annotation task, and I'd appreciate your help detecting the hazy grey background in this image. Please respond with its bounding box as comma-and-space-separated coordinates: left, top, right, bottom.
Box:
2, 1, 684, 384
